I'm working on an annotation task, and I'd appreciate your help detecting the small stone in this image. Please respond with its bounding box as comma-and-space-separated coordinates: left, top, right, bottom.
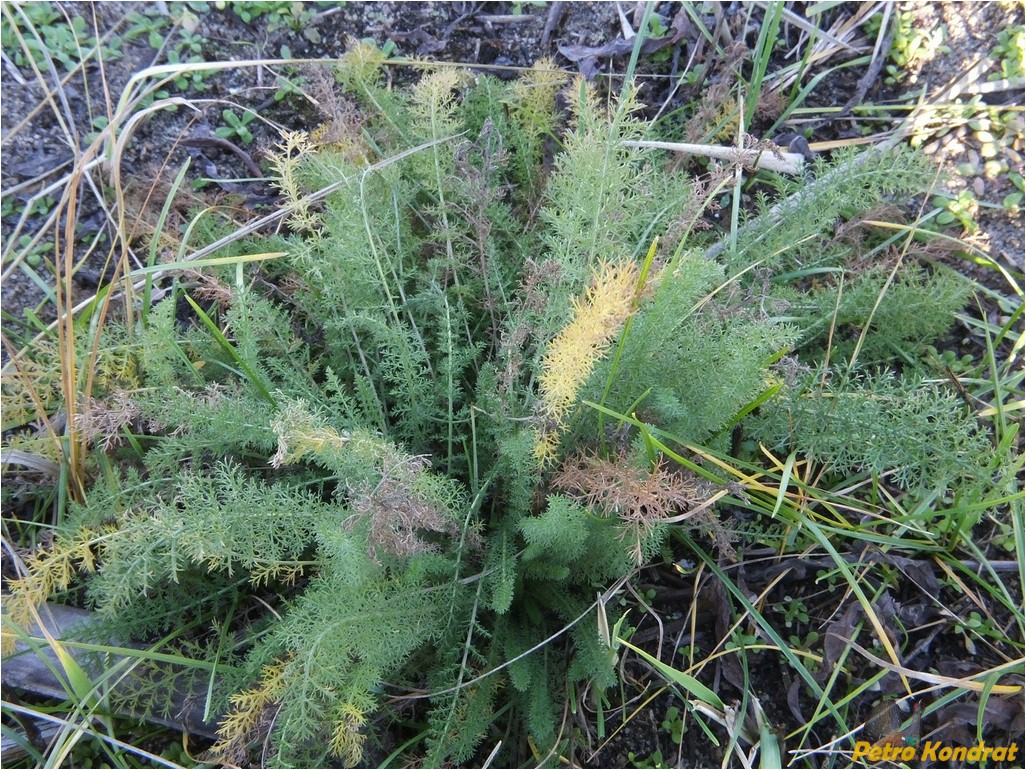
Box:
984, 159, 1008, 177
973, 177, 985, 197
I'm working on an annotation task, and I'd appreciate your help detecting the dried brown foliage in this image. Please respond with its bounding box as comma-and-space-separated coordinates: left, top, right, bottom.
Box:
74, 390, 141, 452
307, 65, 367, 160
552, 451, 733, 563
497, 258, 562, 394
347, 454, 472, 563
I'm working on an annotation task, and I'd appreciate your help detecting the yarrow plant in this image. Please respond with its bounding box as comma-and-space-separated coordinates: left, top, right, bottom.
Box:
1, 39, 1001, 769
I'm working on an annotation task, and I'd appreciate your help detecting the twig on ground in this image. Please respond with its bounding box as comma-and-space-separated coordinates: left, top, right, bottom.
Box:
541, 2, 564, 47
181, 132, 266, 179
622, 139, 806, 174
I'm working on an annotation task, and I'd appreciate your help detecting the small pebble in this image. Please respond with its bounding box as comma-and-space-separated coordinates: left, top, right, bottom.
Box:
984, 159, 1007, 177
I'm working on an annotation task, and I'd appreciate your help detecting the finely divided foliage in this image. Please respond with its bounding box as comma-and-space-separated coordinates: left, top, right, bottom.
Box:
2, 42, 993, 768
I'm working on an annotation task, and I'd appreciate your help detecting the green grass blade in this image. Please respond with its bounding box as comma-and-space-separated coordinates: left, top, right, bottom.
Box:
183, 293, 277, 406
616, 637, 725, 710
142, 159, 191, 325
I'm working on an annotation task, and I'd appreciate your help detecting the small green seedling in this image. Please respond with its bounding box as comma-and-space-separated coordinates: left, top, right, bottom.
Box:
216, 108, 257, 144
933, 189, 980, 233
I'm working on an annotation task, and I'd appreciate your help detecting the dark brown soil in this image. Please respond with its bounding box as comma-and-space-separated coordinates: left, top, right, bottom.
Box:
3, 2, 1021, 332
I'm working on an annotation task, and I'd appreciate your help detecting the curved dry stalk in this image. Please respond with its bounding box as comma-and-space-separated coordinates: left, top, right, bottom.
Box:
838, 634, 1024, 695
